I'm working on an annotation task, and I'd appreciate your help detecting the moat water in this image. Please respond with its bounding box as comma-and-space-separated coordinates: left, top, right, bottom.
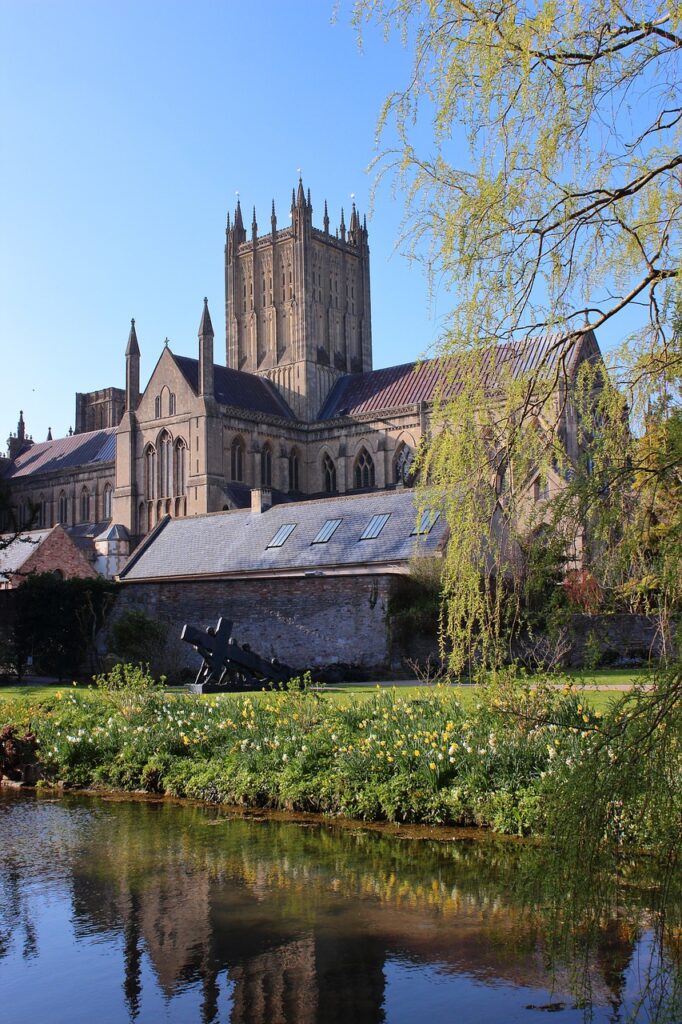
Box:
0, 791, 679, 1024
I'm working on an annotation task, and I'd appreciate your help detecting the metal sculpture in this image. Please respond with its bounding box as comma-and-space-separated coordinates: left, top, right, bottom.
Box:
180, 617, 293, 692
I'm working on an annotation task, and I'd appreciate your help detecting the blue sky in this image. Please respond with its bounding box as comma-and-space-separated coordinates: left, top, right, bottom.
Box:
0, 1, 630, 447
1, 0, 441, 443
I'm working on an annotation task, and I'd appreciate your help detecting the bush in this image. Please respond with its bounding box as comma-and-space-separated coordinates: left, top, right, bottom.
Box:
10, 574, 117, 680
109, 609, 167, 670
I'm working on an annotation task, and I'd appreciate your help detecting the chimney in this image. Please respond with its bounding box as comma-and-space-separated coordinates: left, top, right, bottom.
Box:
250, 487, 272, 514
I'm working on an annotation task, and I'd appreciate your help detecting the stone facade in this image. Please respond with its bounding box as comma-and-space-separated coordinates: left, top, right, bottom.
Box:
113, 574, 394, 677
226, 184, 371, 421
1, 178, 600, 579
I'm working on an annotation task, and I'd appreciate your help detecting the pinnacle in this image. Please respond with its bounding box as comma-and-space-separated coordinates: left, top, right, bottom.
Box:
126, 318, 140, 356
199, 297, 214, 337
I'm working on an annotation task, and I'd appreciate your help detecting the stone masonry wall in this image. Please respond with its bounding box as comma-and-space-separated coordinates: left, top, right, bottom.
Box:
113, 574, 393, 678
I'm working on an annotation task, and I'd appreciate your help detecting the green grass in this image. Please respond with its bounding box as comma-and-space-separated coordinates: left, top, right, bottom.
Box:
0, 670, 644, 719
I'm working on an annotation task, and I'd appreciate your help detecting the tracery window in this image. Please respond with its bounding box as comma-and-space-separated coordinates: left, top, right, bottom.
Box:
394, 443, 414, 485
230, 437, 245, 482
288, 448, 300, 492
159, 431, 172, 497
322, 453, 336, 493
144, 445, 157, 500
354, 447, 375, 489
261, 443, 272, 487
174, 438, 187, 497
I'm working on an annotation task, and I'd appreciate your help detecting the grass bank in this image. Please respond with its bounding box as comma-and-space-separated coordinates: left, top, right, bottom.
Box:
0, 667, 668, 839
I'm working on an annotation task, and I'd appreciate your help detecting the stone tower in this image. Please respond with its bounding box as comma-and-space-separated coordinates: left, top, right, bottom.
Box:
225, 180, 372, 421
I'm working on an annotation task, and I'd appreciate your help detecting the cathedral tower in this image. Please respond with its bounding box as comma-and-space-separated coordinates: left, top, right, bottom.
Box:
225, 180, 372, 421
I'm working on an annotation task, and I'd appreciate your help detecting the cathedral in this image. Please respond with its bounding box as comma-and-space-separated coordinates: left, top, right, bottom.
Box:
1, 179, 600, 581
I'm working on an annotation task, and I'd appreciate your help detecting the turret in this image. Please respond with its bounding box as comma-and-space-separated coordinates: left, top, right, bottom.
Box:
198, 297, 214, 398
349, 201, 360, 245
7, 411, 33, 461
233, 198, 246, 244
125, 318, 140, 412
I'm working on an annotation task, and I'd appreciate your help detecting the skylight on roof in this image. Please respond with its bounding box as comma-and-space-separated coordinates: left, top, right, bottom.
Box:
312, 518, 343, 544
411, 509, 440, 536
266, 523, 296, 549
360, 513, 390, 540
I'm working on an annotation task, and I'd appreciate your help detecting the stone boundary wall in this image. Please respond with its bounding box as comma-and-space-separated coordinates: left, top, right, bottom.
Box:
565, 613, 674, 667
113, 575, 394, 679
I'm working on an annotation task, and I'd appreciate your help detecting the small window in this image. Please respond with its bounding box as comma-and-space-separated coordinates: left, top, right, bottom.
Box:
360, 513, 390, 540
266, 523, 296, 549
154, 395, 161, 418
411, 510, 440, 536
312, 519, 342, 544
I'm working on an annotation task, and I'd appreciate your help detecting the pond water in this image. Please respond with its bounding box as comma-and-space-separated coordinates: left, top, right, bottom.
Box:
0, 791, 678, 1024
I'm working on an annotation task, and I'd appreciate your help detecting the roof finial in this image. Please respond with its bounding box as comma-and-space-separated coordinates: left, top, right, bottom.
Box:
47, 427, 52, 441
126, 317, 140, 357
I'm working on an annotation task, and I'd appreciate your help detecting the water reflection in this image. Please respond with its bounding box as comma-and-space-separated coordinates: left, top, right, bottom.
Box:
0, 791, 678, 1024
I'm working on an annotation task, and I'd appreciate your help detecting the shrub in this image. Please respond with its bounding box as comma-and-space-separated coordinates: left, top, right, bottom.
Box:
109, 609, 167, 670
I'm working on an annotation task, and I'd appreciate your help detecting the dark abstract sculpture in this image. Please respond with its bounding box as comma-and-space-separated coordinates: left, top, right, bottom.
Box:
180, 617, 293, 693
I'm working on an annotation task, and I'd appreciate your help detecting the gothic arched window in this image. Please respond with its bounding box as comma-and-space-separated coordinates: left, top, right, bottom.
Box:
154, 395, 161, 419
79, 488, 89, 523
144, 445, 157, 500
138, 502, 145, 535
394, 443, 415, 485
261, 443, 272, 488
169, 393, 176, 416
288, 448, 300, 492
58, 491, 68, 525
354, 447, 375, 489
103, 484, 112, 520
158, 431, 172, 497
230, 437, 245, 482
174, 438, 187, 496
322, 453, 336, 494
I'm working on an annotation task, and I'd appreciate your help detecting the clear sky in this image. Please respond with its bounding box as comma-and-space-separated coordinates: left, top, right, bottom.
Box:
0, 0, 441, 444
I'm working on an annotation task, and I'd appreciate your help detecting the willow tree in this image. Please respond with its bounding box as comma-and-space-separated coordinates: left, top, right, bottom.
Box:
354, 0, 682, 670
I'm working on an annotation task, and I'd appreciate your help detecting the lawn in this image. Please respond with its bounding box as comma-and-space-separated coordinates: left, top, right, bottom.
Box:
0, 667, 648, 718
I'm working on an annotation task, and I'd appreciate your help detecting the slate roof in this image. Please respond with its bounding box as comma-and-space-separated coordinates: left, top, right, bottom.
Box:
173, 355, 296, 420
318, 332, 587, 419
120, 489, 447, 582
0, 530, 50, 583
4, 428, 116, 479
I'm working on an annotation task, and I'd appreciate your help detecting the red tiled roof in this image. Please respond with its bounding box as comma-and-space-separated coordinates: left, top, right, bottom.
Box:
5, 428, 116, 479
318, 333, 590, 419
